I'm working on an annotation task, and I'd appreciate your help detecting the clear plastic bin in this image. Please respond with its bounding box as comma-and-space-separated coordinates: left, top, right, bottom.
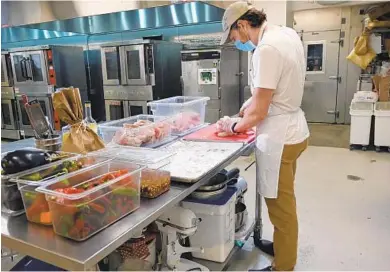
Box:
37, 160, 143, 241
148, 96, 210, 136
1, 148, 76, 216
140, 168, 171, 199
13, 154, 112, 225
99, 115, 173, 148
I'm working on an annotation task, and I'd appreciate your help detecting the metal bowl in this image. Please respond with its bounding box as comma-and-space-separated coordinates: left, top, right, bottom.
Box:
35, 134, 61, 146
36, 142, 62, 152
235, 202, 248, 232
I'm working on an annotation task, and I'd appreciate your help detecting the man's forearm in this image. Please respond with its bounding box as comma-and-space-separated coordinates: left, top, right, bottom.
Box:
235, 109, 265, 132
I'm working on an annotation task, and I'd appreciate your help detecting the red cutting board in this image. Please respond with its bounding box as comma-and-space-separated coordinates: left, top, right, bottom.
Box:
183, 124, 256, 144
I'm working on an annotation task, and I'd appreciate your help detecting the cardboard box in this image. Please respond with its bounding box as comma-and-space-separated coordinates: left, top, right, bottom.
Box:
379, 76, 390, 102
385, 39, 390, 53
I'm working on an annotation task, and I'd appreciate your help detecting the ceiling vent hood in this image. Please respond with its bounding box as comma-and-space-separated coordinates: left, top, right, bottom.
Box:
12, 1, 225, 35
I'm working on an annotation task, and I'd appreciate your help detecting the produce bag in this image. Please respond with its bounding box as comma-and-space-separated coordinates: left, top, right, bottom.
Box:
347, 30, 376, 69
52, 87, 105, 154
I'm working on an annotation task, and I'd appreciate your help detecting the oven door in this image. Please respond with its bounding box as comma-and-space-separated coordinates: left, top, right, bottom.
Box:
125, 101, 148, 117
1, 100, 17, 130
105, 100, 126, 121
121, 45, 148, 86
25, 50, 48, 85
16, 96, 53, 135
1, 55, 11, 87
101, 47, 121, 85
10, 52, 30, 85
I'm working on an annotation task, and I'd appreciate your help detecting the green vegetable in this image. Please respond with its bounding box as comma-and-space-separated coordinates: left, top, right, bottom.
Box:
24, 192, 36, 199
22, 172, 42, 181
112, 188, 137, 197
62, 179, 70, 186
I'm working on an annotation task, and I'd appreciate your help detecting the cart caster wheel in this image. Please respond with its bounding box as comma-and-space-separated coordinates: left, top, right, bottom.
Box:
376, 146, 381, 152
388, 147, 390, 153
349, 145, 354, 151
362, 146, 368, 151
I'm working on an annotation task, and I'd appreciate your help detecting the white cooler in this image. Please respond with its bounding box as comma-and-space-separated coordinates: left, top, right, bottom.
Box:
374, 102, 390, 149
181, 188, 236, 263
349, 102, 374, 147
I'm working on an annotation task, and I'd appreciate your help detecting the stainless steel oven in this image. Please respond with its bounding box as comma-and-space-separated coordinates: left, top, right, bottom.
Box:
15, 91, 54, 137
1, 87, 20, 139
101, 40, 182, 121
1, 53, 13, 87
101, 43, 155, 86
10, 50, 48, 85
104, 100, 148, 121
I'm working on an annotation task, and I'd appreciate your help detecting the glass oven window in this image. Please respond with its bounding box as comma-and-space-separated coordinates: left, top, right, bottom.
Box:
126, 50, 141, 80
1, 62, 5, 83
105, 51, 119, 80
30, 54, 44, 82
129, 105, 144, 116
13, 55, 27, 82
109, 103, 124, 120
1, 103, 12, 126
306, 43, 324, 72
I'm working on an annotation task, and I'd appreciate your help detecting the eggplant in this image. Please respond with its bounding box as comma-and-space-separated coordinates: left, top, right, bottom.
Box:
1, 149, 52, 174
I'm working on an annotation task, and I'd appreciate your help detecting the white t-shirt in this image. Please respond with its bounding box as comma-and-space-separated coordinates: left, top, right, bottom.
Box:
250, 23, 310, 145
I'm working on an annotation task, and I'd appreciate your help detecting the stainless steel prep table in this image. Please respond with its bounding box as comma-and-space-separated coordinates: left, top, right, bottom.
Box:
1, 139, 255, 271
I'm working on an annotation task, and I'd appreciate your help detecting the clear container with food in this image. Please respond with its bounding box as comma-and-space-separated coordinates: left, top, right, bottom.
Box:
147, 96, 210, 136
110, 148, 173, 198
37, 159, 143, 241
140, 168, 171, 198
99, 115, 174, 148
12, 154, 112, 225
1, 148, 77, 216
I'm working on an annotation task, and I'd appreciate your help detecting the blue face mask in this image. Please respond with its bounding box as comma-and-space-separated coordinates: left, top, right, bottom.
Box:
234, 40, 256, 52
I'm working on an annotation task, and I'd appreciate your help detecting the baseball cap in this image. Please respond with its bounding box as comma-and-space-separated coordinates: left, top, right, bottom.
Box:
220, 1, 253, 45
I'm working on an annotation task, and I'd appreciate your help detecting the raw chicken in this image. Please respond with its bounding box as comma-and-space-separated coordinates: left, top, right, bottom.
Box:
170, 112, 201, 133
113, 119, 171, 147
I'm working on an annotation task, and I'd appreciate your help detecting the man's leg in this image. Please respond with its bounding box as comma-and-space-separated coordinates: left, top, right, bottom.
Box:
264, 140, 307, 271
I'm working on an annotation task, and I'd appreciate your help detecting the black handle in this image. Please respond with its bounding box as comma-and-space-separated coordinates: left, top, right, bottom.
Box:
20, 58, 28, 79
226, 167, 240, 180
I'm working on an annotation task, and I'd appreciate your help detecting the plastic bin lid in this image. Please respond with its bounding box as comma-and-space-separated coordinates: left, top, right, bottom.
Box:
116, 147, 175, 165
350, 102, 374, 111
375, 102, 390, 111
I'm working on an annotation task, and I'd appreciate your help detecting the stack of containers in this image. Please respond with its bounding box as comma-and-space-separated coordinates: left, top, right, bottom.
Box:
349, 101, 374, 149
147, 96, 210, 136
11, 154, 111, 225
374, 102, 390, 151
36, 159, 143, 241
99, 115, 175, 148
181, 187, 236, 263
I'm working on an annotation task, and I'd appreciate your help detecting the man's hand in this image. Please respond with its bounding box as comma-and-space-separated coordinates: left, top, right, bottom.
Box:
239, 97, 252, 117
216, 116, 241, 134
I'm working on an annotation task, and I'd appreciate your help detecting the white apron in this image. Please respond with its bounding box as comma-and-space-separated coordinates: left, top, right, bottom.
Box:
255, 105, 303, 198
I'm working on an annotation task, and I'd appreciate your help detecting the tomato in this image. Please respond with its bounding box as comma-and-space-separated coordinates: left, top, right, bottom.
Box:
55, 187, 84, 194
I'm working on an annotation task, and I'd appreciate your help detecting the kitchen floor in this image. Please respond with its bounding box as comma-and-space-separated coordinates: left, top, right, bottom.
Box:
226, 146, 390, 271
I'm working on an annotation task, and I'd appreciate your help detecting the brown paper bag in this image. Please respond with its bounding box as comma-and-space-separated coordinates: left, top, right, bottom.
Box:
372, 75, 381, 92
52, 87, 105, 154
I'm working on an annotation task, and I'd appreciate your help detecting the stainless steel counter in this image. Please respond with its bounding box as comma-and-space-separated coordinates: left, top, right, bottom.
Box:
1, 139, 254, 271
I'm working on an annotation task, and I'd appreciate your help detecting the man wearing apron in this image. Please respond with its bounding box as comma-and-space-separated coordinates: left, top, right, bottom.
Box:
217, 2, 310, 271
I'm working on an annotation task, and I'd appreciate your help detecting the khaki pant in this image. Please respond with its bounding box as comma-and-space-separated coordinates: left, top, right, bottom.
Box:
265, 139, 308, 271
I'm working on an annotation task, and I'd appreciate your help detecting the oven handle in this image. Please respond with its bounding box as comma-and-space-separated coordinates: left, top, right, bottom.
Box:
25, 58, 33, 80
20, 58, 28, 79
